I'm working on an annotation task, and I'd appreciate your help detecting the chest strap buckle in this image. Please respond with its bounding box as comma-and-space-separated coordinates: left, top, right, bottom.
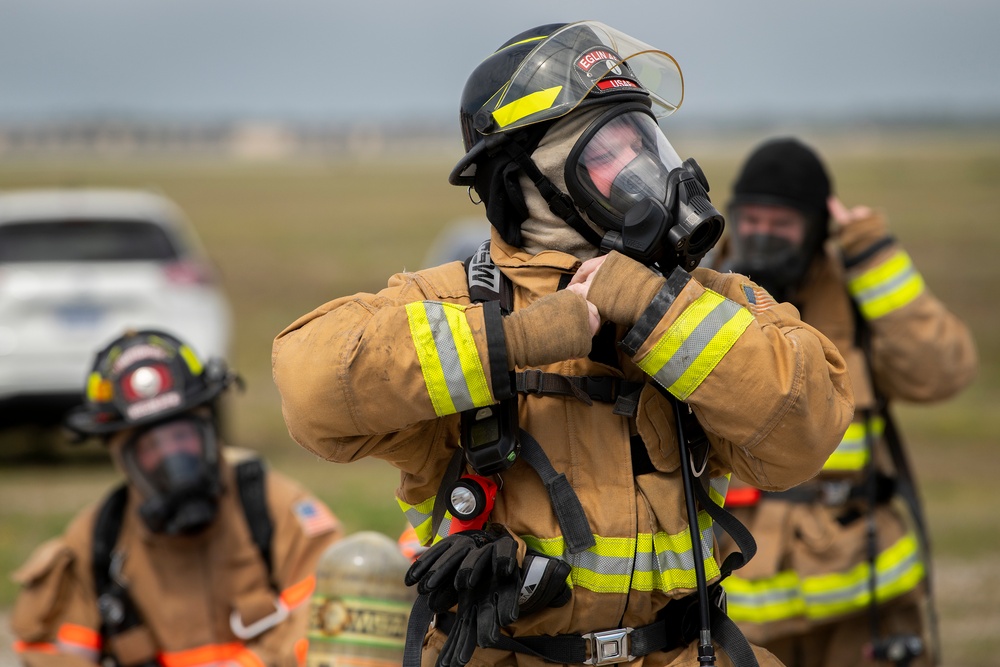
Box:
583, 627, 634, 666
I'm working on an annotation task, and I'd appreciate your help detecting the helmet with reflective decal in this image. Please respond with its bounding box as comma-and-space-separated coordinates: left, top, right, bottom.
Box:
449, 20, 684, 187
66, 329, 236, 437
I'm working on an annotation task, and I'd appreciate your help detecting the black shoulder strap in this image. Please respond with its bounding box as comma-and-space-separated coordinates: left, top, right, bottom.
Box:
92, 484, 129, 600
234, 458, 275, 579
465, 239, 513, 312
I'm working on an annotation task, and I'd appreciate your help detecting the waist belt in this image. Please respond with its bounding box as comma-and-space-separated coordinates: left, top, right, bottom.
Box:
436, 612, 685, 666
434, 585, 727, 666
731, 473, 897, 508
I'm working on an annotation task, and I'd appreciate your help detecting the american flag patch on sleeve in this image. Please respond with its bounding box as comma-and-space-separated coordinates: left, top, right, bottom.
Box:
742, 284, 778, 315
293, 498, 338, 537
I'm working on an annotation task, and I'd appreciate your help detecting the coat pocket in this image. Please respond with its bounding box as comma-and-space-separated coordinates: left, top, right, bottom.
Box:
10, 538, 76, 642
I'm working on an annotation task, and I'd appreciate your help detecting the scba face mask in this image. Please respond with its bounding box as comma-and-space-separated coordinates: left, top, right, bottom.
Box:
565, 103, 725, 269
121, 415, 222, 536
727, 204, 822, 302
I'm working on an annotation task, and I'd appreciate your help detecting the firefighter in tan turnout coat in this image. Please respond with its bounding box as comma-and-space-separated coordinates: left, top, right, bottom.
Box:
10, 330, 341, 667
272, 22, 854, 667
714, 137, 977, 667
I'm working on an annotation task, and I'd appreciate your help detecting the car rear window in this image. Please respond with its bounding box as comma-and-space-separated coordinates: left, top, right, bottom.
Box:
0, 219, 181, 262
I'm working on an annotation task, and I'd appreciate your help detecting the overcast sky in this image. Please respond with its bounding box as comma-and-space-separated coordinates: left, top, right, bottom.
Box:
2, 0, 998, 125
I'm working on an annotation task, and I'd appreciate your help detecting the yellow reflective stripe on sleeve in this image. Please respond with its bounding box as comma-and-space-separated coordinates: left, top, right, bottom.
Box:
636, 290, 754, 400
847, 250, 925, 319
724, 531, 924, 623
396, 495, 452, 546
492, 86, 564, 129
405, 301, 493, 417
521, 510, 720, 595
822, 417, 885, 471
709, 475, 731, 508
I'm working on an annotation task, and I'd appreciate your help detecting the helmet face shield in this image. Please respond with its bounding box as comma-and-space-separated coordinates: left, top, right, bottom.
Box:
479, 21, 684, 136
567, 105, 684, 230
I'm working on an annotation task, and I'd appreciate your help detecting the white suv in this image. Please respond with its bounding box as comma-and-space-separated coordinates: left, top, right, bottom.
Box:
0, 188, 232, 428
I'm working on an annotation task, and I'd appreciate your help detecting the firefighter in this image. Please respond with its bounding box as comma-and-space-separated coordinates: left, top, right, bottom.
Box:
272, 22, 854, 667
714, 137, 977, 666
10, 329, 341, 667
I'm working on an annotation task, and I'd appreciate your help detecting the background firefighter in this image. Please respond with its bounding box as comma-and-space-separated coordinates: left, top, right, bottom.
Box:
10, 329, 341, 667
713, 137, 978, 667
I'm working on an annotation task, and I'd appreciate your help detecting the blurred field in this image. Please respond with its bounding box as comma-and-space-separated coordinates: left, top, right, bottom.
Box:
1, 126, 998, 665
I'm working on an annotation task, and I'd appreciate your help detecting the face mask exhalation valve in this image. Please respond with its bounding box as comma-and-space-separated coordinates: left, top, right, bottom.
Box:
599, 158, 725, 270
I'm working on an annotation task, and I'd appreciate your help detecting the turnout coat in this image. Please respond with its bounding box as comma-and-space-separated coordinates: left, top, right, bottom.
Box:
716, 211, 977, 646
272, 232, 854, 666
11, 450, 341, 667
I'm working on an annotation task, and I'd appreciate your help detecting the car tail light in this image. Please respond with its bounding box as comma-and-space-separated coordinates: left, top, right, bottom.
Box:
163, 260, 217, 286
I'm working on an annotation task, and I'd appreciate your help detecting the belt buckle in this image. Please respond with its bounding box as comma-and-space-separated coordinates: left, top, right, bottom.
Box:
820, 480, 852, 506
584, 627, 634, 665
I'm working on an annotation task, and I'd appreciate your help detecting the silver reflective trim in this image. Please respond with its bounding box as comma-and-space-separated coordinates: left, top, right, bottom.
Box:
423, 302, 476, 413
652, 299, 744, 388
853, 265, 918, 305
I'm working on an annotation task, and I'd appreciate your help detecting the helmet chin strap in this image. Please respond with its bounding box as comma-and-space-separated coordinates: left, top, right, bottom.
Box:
501, 139, 605, 248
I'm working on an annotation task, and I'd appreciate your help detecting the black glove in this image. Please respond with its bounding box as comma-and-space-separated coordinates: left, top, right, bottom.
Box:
404, 529, 498, 613
516, 550, 572, 616
438, 531, 519, 667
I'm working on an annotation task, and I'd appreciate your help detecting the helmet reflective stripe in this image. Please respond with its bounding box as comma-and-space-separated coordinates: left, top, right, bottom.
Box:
635, 291, 755, 401
822, 417, 885, 471
848, 250, 925, 320
405, 301, 493, 417
86, 372, 113, 402
521, 511, 721, 596
179, 344, 203, 375
492, 86, 564, 129
396, 495, 453, 546
724, 531, 924, 623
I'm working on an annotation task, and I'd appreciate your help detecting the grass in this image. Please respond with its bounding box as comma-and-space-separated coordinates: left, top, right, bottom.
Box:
1, 126, 999, 665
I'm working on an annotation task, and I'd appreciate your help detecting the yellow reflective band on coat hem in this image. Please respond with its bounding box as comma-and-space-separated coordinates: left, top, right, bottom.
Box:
521, 509, 721, 595
724, 531, 924, 623
635, 290, 754, 400
847, 250, 925, 320
396, 495, 452, 545
822, 417, 885, 471
405, 301, 493, 417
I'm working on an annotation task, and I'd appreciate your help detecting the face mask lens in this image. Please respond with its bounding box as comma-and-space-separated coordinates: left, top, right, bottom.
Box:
125, 418, 208, 495
573, 110, 682, 223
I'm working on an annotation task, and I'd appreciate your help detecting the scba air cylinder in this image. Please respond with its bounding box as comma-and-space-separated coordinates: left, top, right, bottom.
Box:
308, 531, 417, 667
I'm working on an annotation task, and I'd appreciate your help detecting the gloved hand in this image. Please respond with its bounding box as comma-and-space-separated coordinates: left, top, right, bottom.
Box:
404, 529, 499, 613
437, 543, 573, 667
516, 550, 572, 616
437, 531, 519, 667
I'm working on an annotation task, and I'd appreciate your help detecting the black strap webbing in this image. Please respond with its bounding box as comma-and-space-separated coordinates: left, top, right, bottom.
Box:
92, 484, 129, 600
234, 458, 275, 583
517, 429, 595, 554
710, 604, 759, 667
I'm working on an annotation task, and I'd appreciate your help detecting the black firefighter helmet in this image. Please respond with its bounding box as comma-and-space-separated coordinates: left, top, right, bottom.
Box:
66, 329, 237, 438
448, 21, 685, 247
